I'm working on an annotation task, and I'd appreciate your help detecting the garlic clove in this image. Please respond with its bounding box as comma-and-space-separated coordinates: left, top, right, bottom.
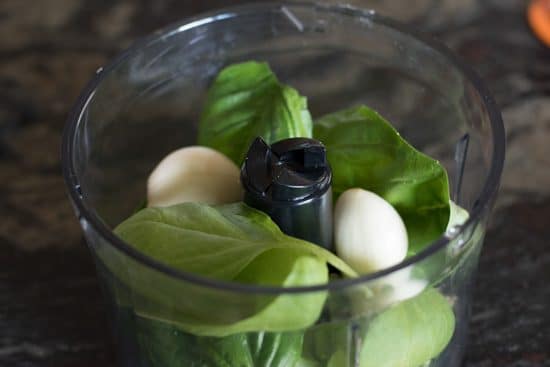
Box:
372, 269, 428, 307
351, 267, 428, 315
147, 146, 242, 207
334, 188, 408, 274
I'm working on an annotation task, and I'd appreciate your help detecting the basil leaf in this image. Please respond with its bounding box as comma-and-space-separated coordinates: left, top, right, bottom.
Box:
136, 317, 253, 367
247, 331, 304, 366
447, 200, 469, 231
413, 201, 471, 284
115, 202, 356, 281
322, 289, 454, 367
113, 202, 356, 336
359, 288, 455, 367
296, 358, 322, 367
327, 349, 347, 367
302, 321, 349, 364
136, 315, 304, 367
314, 106, 450, 252
198, 61, 313, 165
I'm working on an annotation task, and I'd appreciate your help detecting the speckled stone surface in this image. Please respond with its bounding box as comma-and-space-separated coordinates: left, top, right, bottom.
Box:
1, 1, 549, 366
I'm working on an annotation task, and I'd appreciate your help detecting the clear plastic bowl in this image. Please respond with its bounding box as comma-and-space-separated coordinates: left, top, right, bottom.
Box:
62, 2, 505, 367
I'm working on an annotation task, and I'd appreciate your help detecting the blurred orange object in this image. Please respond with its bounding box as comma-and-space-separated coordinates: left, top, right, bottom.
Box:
528, 0, 550, 46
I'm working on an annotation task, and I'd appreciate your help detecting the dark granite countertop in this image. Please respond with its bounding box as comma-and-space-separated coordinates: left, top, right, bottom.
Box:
1, 1, 549, 366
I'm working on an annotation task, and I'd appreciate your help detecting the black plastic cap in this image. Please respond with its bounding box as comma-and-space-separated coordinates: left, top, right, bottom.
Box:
241, 137, 333, 249
242, 137, 331, 201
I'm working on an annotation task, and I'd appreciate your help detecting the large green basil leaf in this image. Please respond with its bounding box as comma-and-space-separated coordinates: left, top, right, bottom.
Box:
314, 106, 450, 252
359, 288, 455, 367
113, 202, 356, 336
324, 289, 454, 367
115, 202, 356, 281
198, 61, 313, 165
136, 315, 304, 367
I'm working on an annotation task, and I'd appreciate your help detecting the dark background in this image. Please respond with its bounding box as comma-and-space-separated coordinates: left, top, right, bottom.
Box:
1, 0, 549, 366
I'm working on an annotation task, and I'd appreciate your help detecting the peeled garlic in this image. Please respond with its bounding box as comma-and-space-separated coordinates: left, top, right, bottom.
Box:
334, 188, 408, 274
371, 268, 427, 308
147, 146, 242, 207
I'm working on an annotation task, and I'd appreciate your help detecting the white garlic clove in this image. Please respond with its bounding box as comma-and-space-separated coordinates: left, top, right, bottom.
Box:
384, 277, 427, 303
372, 268, 428, 308
147, 146, 242, 207
334, 188, 408, 274
350, 268, 428, 315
